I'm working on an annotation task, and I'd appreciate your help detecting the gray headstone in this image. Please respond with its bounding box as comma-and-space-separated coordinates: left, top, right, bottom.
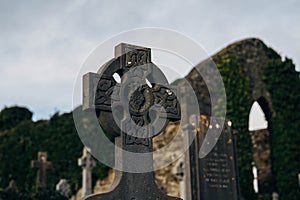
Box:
5, 180, 18, 192
184, 115, 240, 200
78, 147, 96, 197
56, 179, 71, 197
81, 43, 182, 200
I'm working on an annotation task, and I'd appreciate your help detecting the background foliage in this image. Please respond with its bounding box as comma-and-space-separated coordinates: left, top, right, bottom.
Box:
0, 106, 109, 199
214, 54, 255, 200
263, 57, 300, 200
212, 46, 300, 200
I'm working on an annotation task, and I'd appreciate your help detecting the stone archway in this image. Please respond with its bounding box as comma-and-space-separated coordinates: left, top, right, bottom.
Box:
183, 38, 281, 199
249, 97, 274, 195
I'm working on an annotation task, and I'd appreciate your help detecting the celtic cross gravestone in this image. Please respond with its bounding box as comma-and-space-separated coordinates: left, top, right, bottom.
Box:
78, 147, 96, 197
82, 43, 182, 200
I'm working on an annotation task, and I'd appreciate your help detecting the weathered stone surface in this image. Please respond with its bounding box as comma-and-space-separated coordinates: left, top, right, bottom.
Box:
153, 121, 182, 197
56, 179, 71, 197
31, 152, 52, 188
198, 119, 240, 200
185, 38, 274, 117
78, 147, 96, 197
82, 43, 182, 200
250, 128, 274, 194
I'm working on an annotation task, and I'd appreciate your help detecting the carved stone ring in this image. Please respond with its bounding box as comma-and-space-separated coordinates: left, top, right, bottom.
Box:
94, 48, 180, 139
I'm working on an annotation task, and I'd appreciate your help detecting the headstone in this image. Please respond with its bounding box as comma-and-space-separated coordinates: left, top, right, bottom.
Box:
184, 115, 240, 200
31, 152, 52, 188
5, 180, 18, 192
56, 179, 71, 197
78, 147, 96, 197
272, 192, 279, 200
298, 173, 300, 188
82, 43, 182, 200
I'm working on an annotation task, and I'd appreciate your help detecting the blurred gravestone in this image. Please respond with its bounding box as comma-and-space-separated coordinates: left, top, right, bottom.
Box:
56, 179, 70, 197
5, 180, 18, 193
31, 152, 52, 189
78, 147, 96, 198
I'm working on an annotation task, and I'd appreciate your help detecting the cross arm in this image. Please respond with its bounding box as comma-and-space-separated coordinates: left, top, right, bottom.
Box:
31, 160, 41, 169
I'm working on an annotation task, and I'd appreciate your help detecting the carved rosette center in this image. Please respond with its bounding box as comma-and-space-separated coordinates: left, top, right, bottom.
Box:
129, 85, 153, 116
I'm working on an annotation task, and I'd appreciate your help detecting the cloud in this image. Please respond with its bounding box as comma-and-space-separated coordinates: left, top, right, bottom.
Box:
0, 0, 299, 120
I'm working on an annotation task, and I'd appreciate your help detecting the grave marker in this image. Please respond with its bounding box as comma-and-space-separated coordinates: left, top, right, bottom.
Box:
82, 43, 182, 200
78, 147, 96, 197
31, 152, 52, 188
56, 179, 71, 197
184, 116, 240, 200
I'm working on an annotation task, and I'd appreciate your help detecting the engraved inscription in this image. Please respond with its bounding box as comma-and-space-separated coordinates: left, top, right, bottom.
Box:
196, 118, 239, 199
202, 150, 231, 189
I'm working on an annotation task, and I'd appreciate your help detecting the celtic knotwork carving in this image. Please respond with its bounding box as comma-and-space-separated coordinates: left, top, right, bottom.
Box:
125, 49, 149, 68
84, 43, 181, 143
152, 85, 180, 119
124, 119, 150, 146
125, 135, 150, 146
131, 115, 146, 126
94, 77, 116, 111
129, 85, 153, 116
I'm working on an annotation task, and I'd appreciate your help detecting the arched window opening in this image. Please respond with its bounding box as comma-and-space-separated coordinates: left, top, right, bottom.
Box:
248, 100, 274, 195
249, 101, 268, 131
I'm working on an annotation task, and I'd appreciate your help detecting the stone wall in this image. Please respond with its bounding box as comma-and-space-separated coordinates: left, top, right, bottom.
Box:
250, 128, 274, 194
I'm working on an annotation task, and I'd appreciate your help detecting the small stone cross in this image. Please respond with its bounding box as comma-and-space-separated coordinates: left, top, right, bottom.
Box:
82, 43, 182, 199
78, 147, 97, 197
31, 152, 52, 188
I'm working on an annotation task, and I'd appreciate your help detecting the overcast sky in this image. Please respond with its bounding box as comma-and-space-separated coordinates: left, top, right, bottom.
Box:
0, 0, 299, 124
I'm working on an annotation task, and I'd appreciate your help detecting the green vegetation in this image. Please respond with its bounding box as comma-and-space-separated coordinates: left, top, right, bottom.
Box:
0, 106, 109, 199
211, 46, 300, 200
264, 57, 300, 200
214, 54, 255, 200
0, 106, 33, 132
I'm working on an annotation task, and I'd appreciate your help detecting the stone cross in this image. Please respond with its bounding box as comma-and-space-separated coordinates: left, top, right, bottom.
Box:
82, 43, 182, 200
56, 179, 71, 197
31, 152, 52, 188
78, 147, 96, 197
